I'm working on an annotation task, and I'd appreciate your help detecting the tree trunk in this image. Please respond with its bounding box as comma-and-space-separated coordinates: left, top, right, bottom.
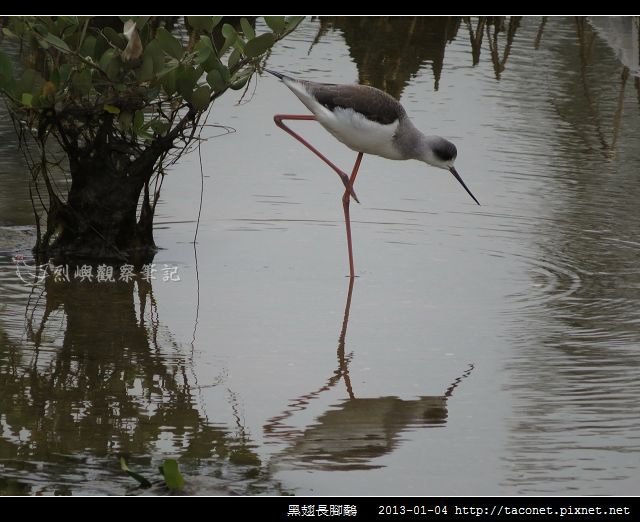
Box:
36, 135, 163, 267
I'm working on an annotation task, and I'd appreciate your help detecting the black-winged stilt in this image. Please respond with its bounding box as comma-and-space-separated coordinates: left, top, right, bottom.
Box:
266, 69, 479, 278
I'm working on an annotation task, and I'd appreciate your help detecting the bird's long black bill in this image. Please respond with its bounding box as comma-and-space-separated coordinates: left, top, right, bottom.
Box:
449, 167, 480, 205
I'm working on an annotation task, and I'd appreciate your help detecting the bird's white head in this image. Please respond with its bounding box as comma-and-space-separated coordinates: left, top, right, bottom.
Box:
420, 136, 480, 206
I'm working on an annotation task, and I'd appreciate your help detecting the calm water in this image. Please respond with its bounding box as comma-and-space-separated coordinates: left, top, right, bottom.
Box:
1, 17, 640, 495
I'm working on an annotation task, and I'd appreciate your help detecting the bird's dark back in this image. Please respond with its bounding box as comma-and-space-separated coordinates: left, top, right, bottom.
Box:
306, 82, 406, 126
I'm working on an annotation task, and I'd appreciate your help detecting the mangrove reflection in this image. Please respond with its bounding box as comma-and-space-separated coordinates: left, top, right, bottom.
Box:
464, 16, 522, 77
499, 17, 640, 493
0, 99, 31, 226
1, 15, 639, 496
313, 16, 532, 94
321, 17, 461, 94
0, 275, 264, 494
265, 280, 473, 471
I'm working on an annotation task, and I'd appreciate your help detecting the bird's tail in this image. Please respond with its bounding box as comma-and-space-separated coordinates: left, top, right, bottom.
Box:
264, 69, 287, 80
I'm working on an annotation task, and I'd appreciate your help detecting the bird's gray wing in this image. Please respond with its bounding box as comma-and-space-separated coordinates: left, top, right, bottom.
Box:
307, 83, 405, 126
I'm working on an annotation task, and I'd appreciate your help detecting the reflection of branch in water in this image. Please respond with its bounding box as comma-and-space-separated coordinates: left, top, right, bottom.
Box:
10, 277, 206, 455
486, 16, 521, 80
307, 16, 329, 56
611, 67, 629, 153
575, 17, 610, 152
0, 273, 274, 493
226, 388, 261, 466
24, 284, 47, 354
137, 277, 160, 347
550, 19, 631, 159
465, 16, 486, 66
263, 278, 357, 440
228, 388, 249, 442
534, 16, 547, 50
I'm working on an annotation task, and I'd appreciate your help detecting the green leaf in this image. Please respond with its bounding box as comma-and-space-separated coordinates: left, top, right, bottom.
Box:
144, 40, 165, 74
228, 48, 241, 69
187, 16, 215, 33
10, 19, 26, 38
211, 16, 223, 29
149, 118, 170, 136
220, 33, 235, 56
156, 27, 184, 60
284, 16, 305, 36
104, 104, 120, 114
71, 69, 92, 96
221, 24, 237, 41
120, 457, 152, 489
50, 69, 60, 88
99, 48, 116, 71
40, 32, 71, 53
160, 67, 177, 95
21, 92, 33, 107
0, 50, 16, 94
232, 35, 245, 53
2, 27, 17, 39
79, 35, 97, 59
194, 36, 213, 65
137, 54, 154, 82
118, 111, 133, 131
206, 69, 226, 92
133, 16, 150, 30
103, 27, 127, 50
240, 18, 255, 40
93, 32, 110, 59
138, 129, 153, 141
244, 32, 276, 58
134, 109, 145, 130
190, 85, 211, 112
215, 60, 230, 82
54, 16, 79, 37
264, 16, 286, 34
145, 84, 161, 102
59, 64, 72, 84
230, 67, 253, 90
199, 50, 222, 73
33, 22, 49, 37
176, 65, 199, 100
105, 58, 121, 81
160, 459, 185, 492
17, 69, 45, 99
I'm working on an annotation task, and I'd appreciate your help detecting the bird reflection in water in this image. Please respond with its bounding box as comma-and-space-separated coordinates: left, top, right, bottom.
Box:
264, 280, 474, 471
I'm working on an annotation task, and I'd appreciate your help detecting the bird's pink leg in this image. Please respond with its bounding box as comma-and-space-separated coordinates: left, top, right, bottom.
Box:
342, 152, 364, 278
273, 114, 359, 203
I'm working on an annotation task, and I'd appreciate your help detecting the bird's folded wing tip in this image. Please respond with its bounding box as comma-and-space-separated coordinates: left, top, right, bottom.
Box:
265, 69, 285, 80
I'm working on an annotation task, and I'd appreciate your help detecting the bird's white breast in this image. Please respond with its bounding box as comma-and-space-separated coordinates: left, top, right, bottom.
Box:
318, 107, 403, 160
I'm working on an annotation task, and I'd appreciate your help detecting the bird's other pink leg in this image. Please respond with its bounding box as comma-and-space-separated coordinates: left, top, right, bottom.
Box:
273, 114, 359, 203
342, 152, 364, 278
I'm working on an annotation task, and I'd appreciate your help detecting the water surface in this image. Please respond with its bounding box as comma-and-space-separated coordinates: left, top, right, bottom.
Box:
1, 16, 640, 495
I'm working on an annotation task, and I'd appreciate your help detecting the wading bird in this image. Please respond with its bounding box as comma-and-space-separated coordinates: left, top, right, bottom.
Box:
266, 69, 479, 278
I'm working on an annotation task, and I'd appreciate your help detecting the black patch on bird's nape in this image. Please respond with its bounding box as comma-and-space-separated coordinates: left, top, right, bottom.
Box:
433, 140, 457, 162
